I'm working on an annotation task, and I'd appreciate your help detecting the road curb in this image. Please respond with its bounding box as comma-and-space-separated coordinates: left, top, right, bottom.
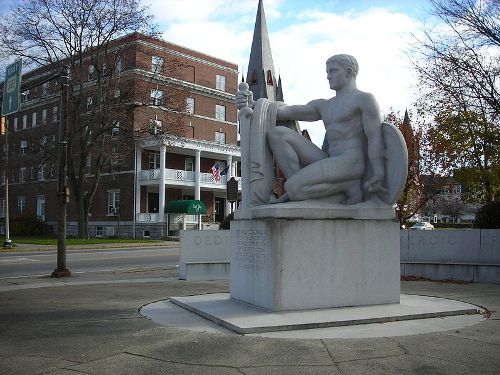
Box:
0, 241, 179, 253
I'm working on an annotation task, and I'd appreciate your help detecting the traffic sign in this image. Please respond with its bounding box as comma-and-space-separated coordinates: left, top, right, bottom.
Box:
2, 59, 22, 116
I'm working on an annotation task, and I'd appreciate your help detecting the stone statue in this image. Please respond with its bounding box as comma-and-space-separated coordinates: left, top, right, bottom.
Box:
236, 54, 407, 209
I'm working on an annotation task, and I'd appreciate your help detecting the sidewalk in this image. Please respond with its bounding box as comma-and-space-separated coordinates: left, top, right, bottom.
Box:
0, 268, 499, 375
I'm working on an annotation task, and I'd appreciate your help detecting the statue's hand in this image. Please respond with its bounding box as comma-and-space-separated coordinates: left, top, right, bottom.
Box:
364, 176, 388, 193
235, 82, 254, 110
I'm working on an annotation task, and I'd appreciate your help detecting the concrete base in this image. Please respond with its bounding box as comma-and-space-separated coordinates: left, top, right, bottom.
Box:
169, 293, 484, 335
230, 211, 400, 311
179, 262, 229, 281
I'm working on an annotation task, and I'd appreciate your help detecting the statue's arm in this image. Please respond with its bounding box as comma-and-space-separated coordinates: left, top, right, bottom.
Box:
235, 83, 255, 110
361, 93, 386, 191
276, 100, 323, 122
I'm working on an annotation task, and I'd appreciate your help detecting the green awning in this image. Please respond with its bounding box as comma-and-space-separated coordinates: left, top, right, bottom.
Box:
165, 200, 207, 214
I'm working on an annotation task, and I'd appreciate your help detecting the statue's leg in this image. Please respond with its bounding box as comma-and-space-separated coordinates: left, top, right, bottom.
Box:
267, 126, 326, 178
284, 153, 365, 203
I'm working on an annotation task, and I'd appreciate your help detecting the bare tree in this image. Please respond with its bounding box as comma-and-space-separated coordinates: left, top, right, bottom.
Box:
0, 0, 188, 238
410, 0, 500, 204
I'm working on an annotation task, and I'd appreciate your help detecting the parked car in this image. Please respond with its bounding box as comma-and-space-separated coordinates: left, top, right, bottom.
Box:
410, 222, 435, 230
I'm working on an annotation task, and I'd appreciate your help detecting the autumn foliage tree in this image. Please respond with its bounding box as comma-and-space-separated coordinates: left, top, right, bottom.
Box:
411, 0, 499, 204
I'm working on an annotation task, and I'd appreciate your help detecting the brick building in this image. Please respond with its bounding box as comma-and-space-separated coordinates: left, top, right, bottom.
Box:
0, 32, 240, 238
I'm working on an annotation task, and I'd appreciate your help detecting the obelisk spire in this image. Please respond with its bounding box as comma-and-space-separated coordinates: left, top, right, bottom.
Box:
246, 0, 278, 101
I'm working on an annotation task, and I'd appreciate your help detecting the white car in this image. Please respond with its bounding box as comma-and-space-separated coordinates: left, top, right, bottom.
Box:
410, 222, 435, 230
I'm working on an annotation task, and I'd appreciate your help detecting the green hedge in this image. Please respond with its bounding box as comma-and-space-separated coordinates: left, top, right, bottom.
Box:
474, 201, 500, 229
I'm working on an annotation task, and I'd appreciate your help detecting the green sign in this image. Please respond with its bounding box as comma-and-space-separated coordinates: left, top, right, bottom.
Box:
2, 59, 22, 116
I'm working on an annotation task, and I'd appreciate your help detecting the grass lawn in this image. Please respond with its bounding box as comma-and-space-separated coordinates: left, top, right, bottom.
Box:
12, 237, 164, 246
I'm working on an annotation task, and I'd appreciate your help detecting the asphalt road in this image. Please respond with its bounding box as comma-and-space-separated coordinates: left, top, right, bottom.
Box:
0, 246, 180, 278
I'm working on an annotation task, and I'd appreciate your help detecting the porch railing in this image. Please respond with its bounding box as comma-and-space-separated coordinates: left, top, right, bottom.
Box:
139, 168, 241, 188
136, 213, 168, 222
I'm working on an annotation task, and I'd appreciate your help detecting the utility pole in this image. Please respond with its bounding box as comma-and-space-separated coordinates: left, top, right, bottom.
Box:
52, 65, 71, 278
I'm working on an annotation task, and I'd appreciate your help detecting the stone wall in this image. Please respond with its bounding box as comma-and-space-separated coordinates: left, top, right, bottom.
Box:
179, 230, 230, 280
401, 229, 500, 283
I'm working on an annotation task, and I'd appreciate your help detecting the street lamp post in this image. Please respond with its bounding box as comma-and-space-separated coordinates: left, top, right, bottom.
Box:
51, 65, 71, 278
3, 116, 12, 248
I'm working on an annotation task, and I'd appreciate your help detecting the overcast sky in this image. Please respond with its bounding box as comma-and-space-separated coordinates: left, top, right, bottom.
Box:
144, 0, 432, 144
0, 0, 434, 145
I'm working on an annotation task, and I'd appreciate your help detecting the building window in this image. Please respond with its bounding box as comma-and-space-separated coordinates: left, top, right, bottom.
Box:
86, 97, 93, 109
185, 158, 194, 172
42, 82, 49, 96
88, 64, 96, 81
186, 97, 195, 114
22, 114, 27, 129
102, 63, 108, 77
149, 118, 162, 134
13, 117, 18, 131
148, 152, 160, 169
151, 56, 164, 74
52, 106, 58, 122
215, 104, 226, 121
38, 164, 46, 181
85, 157, 92, 175
17, 196, 26, 214
115, 57, 123, 73
111, 121, 120, 137
32, 112, 37, 127
21, 90, 29, 103
150, 89, 164, 106
216, 75, 226, 91
110, 147, 120, 168
36, 196, 46, 221
19, 167, 27, 182
96, 225, 103, 237
107, 190, 120, 215
250, 70, 258, 85
20, 140, 27, 154
267, 70, 273, 85
42, 109, 47, 124
215, 131, 226, 144
0, 199, 5, 218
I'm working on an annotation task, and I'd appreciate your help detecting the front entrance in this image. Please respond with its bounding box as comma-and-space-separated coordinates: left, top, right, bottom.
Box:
147, 193, 159, 213
214, 197, 225, 223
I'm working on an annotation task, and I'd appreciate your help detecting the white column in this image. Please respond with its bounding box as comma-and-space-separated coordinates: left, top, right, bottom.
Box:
232, 160, 238, 178
158, 145, 166, 223
135, 147, 142, 218
195, 149, 201, 200
226, 155, 233, 179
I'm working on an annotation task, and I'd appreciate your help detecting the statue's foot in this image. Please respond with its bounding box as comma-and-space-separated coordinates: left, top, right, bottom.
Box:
268, 192, 289, 204
342, 184, 363, 205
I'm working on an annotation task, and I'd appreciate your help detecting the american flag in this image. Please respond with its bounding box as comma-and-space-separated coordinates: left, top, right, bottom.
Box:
210, 162, 220, 182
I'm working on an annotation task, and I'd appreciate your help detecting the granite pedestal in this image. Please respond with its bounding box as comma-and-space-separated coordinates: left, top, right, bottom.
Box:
230, 201, 400, 311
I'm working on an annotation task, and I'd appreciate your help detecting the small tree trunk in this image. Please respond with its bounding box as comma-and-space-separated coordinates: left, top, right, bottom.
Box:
76, 196, 89, 239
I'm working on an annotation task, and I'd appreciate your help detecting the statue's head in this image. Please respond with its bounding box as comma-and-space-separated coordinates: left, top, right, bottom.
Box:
326, 54, 359, 78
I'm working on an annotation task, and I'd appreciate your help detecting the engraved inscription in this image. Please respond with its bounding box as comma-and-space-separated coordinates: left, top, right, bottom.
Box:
235, 229, 267, 271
